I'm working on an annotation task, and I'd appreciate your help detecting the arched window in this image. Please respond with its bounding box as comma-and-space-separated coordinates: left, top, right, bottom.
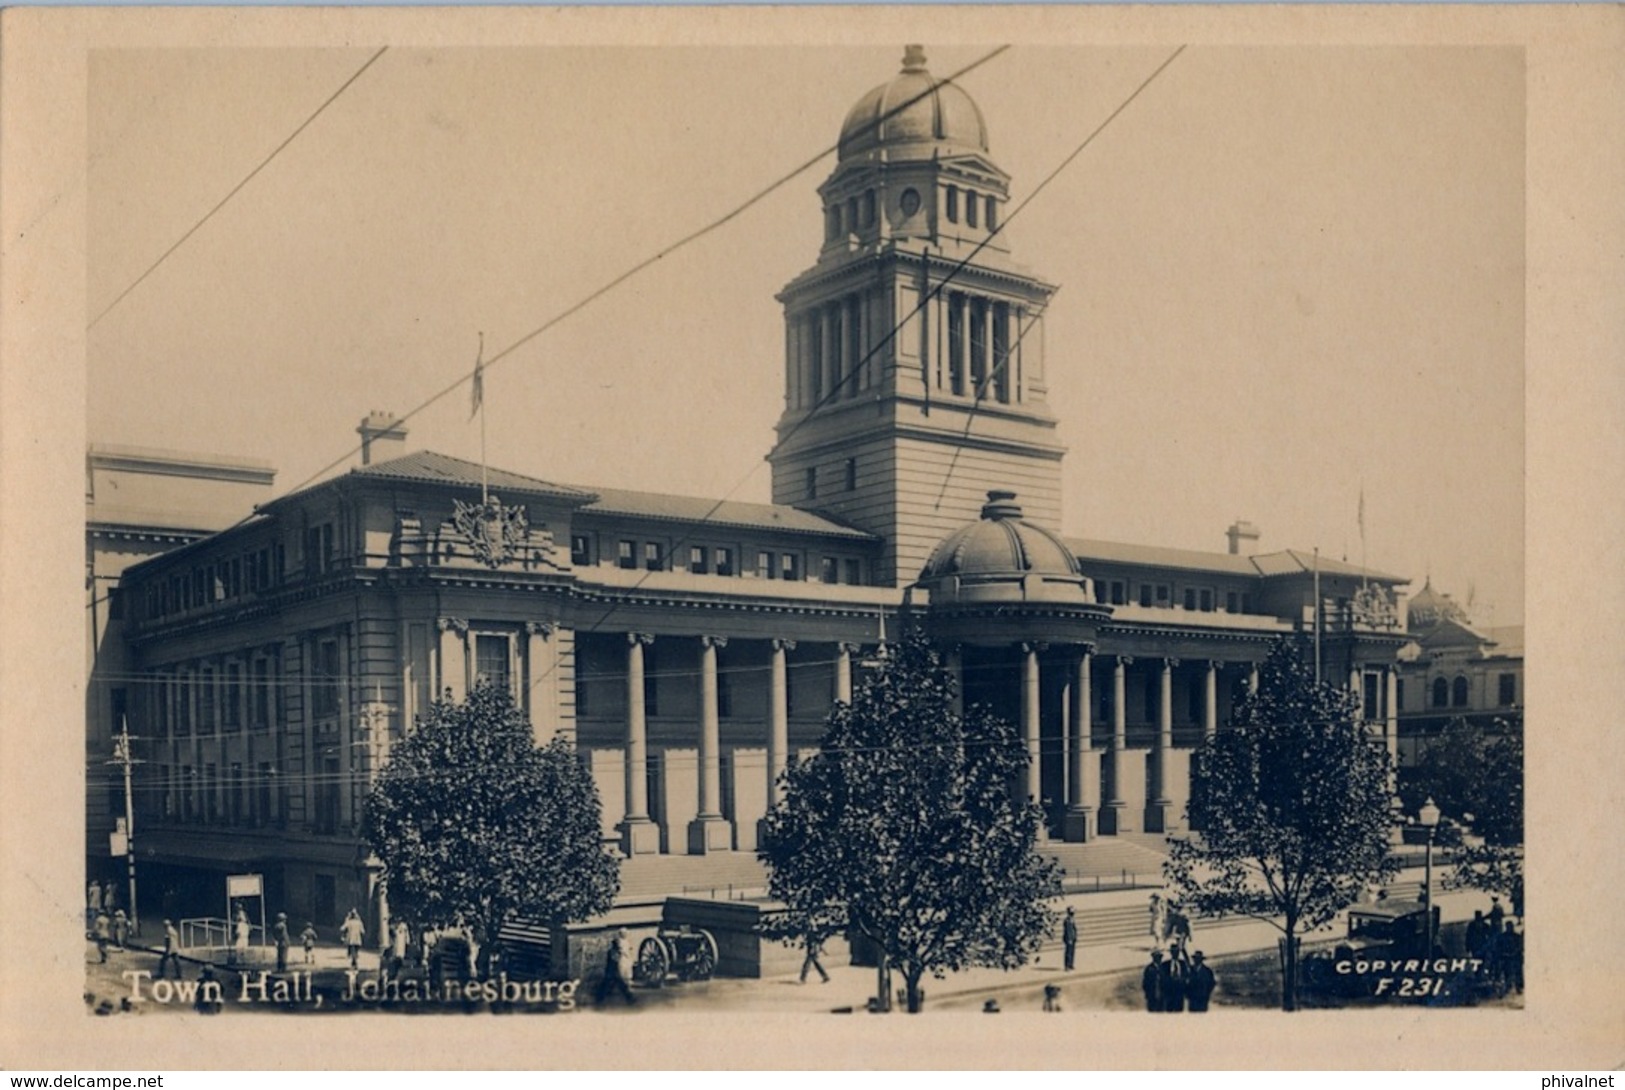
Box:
1452, 676, 1470, 707
966, 191, 979, 229
986, 195, 998, 230
945, 185, 959, 223
1431, 677, 1449, 709
862, 189, 876, 227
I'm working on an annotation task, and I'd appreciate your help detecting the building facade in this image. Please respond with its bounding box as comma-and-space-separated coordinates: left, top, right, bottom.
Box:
98, 48, 1414, 931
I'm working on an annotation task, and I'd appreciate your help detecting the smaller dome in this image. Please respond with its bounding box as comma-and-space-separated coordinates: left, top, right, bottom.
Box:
1406, 578, 1467, 630
922, 490, 1079, 582
838, 45, 990, 163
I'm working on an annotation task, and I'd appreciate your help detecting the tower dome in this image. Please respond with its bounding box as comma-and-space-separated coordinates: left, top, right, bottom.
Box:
837, 45, 989, 163
919, 491, 1090, 606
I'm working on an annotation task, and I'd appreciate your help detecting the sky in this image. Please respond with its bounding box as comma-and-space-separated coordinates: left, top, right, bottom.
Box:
86, 43, 1525, 625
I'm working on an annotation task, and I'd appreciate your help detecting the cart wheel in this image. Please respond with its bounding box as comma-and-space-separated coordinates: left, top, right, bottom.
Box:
688, 929, 718, 981
634, 937, 669, 987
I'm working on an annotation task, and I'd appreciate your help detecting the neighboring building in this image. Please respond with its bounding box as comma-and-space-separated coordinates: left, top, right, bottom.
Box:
1394, 579, 1524, 764
86, 444, 276, 884
98, 48, 1414, 930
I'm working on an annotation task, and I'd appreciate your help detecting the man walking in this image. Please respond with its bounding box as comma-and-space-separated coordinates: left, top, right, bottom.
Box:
1141, 950, 1165, 1012
799, 932, 830, 984
1062, 906, 1078, 971
341, 908, 366, 969
595, 928, 636, 1006
157, 919, 182, 980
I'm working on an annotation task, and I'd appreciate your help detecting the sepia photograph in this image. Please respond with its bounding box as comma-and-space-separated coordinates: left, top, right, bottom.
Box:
2, 2, 1622, 1072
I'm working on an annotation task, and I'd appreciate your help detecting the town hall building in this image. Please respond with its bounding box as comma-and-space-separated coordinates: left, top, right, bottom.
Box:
93, 48, 1411, 931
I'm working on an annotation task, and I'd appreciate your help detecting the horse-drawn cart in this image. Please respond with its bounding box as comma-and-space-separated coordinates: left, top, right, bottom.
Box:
633, 925, 719, 986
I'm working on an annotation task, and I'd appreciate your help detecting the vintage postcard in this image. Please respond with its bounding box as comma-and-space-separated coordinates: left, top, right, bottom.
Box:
1, 3, 1621, 1071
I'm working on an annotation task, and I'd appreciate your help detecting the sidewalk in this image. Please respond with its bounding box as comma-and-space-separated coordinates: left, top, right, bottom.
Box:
625, 873, 1498, 1014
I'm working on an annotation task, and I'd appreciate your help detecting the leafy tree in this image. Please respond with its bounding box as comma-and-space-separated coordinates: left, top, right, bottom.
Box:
1440, 724, 1523, 909
758, 628, 1061, 1013
362, 681, 619, 971
1164, 639, 1397, 1011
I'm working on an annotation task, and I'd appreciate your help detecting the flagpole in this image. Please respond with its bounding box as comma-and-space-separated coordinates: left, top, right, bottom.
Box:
1313, 546, 1322, 683
472, 332, 488, 505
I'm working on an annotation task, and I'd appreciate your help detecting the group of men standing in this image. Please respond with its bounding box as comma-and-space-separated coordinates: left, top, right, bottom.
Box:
1142, 947, 1218, 1012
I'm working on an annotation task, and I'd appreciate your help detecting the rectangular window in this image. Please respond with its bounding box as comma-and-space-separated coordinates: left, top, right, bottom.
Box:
475, 634, 511, 693
1363, 673, 1381, 720
1241, 593, 1252, 613
1111, 581, 1126, 606
644, 542, 663, 572
224, 664, 242, 728
781, 554, 800, 582
230, 762, 244, 824
756, 551, 773, 579
571, 534, 592, 566
844, 559, 862, 586
1183, 588, 1197, 611
1139, 585, 1153, 607
715, 548, 734, 577
820, 557, 838, 584
204, 764, 218, 823
1200, 589, 1214, 612
617, 540, 636, 570
1157, 585, 1172, 607
182, 766, 195, 822
986, 195, 998, 231
1498, 673, 1517, 706
257, 762, 273, 825
176, 676, 192, 736
845, 458, 858, 492
946, 185, 959, 223
1226, 591, 1239, 613
966, 191, 979, 228
689, 545, 708, 574
313, 640, 341, 718
805, 466, 817, 500
199, 667, 217, 733
252, 659, 270, 728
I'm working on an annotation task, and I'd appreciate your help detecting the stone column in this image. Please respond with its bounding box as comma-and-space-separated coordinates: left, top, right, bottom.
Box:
953, 295, 970, 396
1100, 655, 1130, 834
1249, 663, 1261, 694
1020, 643, 1043, 811
768, 639, 794, 803
688, 636, 732, 854
1204, 661, 1219, 739
618, 633, 659, 855
526, 622, 559, 746
1063, 647, 1095, 842
835, 642, 857, 705
436, 618, 467, 702
1146, 658, 1176, 833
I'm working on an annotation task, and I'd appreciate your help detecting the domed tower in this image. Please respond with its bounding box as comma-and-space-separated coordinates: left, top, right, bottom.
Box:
768, 46, 1067, 586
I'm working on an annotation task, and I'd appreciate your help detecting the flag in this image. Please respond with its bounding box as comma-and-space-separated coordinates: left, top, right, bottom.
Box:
470, 333, 485, 419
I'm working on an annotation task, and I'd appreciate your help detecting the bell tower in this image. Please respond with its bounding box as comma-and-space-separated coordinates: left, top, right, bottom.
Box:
768, 46, 1067, 587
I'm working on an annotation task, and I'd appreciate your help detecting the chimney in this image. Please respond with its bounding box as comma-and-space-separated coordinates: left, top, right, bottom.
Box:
1226, 519, 1260, 556
357, 411, 408, 466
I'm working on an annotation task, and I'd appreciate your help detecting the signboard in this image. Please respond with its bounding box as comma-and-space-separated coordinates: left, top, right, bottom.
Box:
226, 873, 263, 899
109, 832, 127, 857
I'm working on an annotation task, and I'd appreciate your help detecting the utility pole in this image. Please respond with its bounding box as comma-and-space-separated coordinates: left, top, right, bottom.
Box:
108, 717, 140, 935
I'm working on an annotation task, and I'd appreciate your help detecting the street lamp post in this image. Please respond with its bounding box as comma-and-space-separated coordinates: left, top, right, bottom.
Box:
1419, 796, 1441, 954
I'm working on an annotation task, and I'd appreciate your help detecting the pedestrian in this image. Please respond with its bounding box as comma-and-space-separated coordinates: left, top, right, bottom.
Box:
1161, 945, 1187, 1012
341, 908, 365, 969
390, 918, 410, 978
92, 909, 111, 963
232, 907, 251, 966
1141, 950, 1165, 1012
300, 921, 318, 965
157, 919, 182, 980
1062, 906, 1078, 971
1042, 984, 1062, 1012
113, 908, 129, 950
798, 932, 830, 985
1467, 910, 1488, 960
1503, 921, 1523, 994
86, 879, 102, 930
1148, 893, 1167, 946
1488, 895, 1506, 932
594, 928, 636, 1006
273, 913, 291, 973
1185, 950, 1217, 1012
